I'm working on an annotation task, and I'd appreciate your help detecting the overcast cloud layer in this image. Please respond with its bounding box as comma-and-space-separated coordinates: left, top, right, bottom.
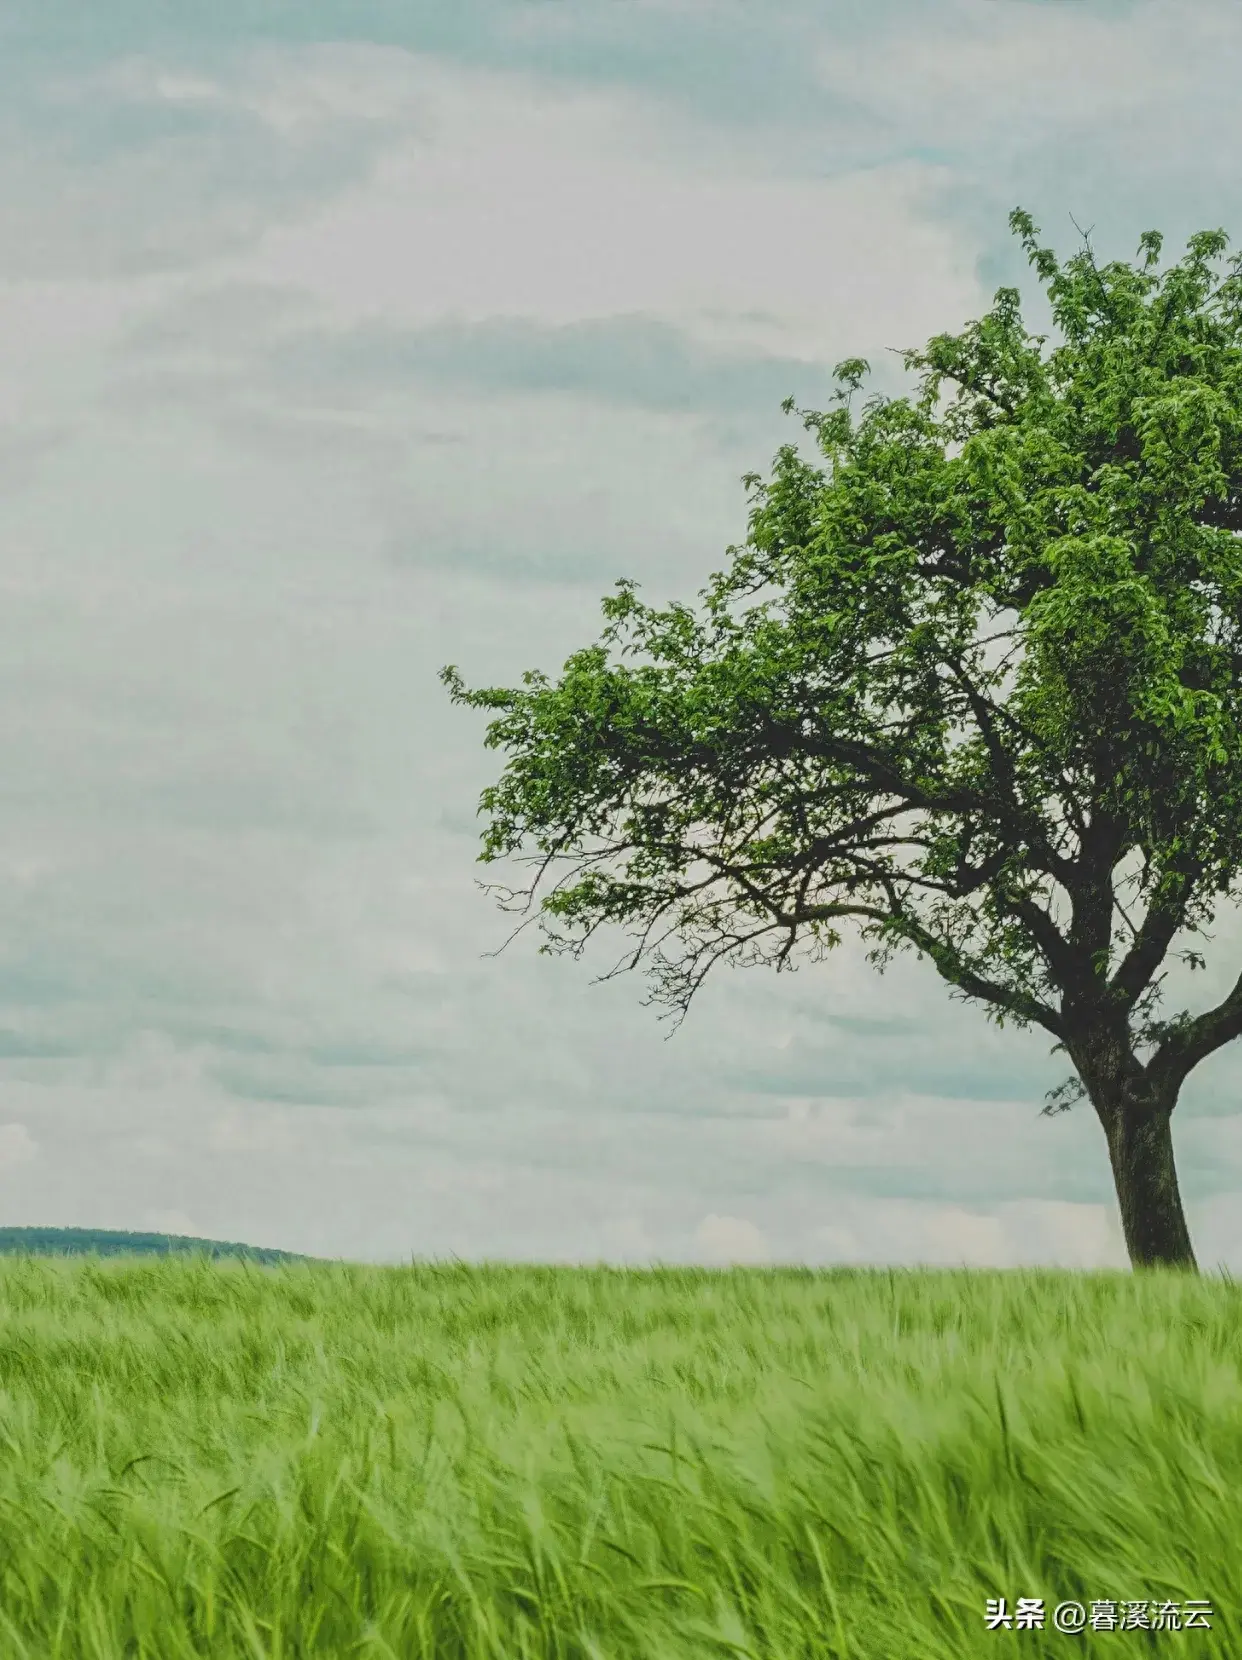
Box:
1, 0, 1241, 1267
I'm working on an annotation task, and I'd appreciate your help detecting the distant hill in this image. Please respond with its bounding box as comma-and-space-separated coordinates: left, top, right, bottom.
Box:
0, 1227, 303, 1264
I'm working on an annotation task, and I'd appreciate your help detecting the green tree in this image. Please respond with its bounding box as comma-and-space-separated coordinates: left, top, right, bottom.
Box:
443, 210, 1242, 1272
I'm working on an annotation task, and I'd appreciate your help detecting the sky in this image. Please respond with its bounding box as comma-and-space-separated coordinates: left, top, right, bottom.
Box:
1, 0, 1241, 1268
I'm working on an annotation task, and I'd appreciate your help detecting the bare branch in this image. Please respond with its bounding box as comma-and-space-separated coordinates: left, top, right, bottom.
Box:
1147, 963, 1242, 1093
1108, 867, 1199, 1011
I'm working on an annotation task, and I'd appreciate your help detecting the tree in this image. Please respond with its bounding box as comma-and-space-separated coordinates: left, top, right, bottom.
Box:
442, 209, 1242, 1272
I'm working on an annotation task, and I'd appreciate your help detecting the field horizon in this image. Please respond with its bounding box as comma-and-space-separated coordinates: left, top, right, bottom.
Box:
0, 1225, 305, 1264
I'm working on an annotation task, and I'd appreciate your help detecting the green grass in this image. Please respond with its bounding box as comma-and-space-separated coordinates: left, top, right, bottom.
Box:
0, 1258, 1236, 1656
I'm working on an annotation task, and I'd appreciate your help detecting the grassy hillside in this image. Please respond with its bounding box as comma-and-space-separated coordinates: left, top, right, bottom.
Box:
0, 1258, 1234, 1657
0, 1226, 302, 1263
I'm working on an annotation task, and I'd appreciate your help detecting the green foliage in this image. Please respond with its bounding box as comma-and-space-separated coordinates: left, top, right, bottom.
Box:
0, 1227, 302, 1264
442, 212, 1242, 1095
0, 1257, 1236, 1656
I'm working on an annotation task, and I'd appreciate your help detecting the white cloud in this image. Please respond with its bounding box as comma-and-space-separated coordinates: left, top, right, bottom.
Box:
0, 1123, 36, 1171
0, 43, 436, 283
1187, 1193, 1242, 1277
806, 1197, 1128, 1270
102, 42, 435, 137
815, 1, 1181, 143
239, 56, 980, 363
694, 1214, 770, 1265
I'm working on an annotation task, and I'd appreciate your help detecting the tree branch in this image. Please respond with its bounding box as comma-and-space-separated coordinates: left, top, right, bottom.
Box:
941, 653, 1079, 889
877, 880, 1066, 1038
1107, 868, 1198, 1010
1147, 963, 1242, 1093
1003, 891, 1084, 992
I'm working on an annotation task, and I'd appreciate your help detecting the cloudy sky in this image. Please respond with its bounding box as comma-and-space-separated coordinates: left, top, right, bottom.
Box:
1, 0, 1241, 1268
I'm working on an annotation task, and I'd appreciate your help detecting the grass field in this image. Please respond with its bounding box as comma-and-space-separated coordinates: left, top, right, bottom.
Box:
0, 1258, 1235, 1657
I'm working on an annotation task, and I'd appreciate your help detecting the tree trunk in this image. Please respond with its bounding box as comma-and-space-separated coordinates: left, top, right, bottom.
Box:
1074, 1028, 1198, 1271
1101, 1098, 1197, 1271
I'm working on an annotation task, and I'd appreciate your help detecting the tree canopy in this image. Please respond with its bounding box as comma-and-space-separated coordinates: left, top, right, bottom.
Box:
443, 210, 1242, 1270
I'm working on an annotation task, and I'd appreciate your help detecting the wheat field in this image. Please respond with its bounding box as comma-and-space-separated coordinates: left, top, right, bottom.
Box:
0, 1255, 1234, 1656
